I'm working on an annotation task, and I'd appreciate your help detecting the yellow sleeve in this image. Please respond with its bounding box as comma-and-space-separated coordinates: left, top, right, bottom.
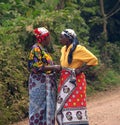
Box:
74, 45, 98, 66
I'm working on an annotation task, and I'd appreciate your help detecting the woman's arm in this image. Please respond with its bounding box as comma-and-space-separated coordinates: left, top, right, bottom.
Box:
28, 44, 62, 73
74, 45, 98, 66
41, 65, 62, 72
75, 65, 91, 75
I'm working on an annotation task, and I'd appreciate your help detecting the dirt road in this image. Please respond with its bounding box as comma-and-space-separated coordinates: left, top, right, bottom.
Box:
13, 86, 120, 125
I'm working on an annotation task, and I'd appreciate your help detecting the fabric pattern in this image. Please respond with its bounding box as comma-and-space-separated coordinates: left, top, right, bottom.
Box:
28, 43, 53, 73
56, 68, 89, 125
28, 43, 56, 125
33, 27, 50, 43
29, 73, 57, 125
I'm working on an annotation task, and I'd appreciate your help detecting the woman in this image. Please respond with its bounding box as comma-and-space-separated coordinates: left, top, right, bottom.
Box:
56, 29, 98, 125
28, 27, 61, 125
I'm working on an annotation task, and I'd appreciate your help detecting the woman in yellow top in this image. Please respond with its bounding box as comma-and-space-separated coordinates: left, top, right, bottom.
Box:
56, 29, 98, 125
28, 27, 61, 125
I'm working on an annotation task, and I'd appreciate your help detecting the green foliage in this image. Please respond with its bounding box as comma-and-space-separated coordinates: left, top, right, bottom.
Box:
0, 24, 29, 124
95, 69, 120, 91
87, 65, 120, 94
0, 0, 120, 124
100, 42, 120, 72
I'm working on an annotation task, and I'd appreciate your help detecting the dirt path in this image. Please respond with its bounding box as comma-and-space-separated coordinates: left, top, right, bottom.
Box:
12, 86, 120, 125
87, 86, 120, 125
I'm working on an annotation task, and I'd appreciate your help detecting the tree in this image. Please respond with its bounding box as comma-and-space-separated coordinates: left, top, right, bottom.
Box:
99, 0, 107, 40
99, 0, 120, 42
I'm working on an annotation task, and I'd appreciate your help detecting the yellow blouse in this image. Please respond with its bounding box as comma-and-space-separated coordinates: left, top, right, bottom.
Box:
60, 44, 98, 69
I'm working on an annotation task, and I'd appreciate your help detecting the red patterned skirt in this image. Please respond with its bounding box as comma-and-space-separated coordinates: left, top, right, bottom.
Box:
56, 68, 89, 125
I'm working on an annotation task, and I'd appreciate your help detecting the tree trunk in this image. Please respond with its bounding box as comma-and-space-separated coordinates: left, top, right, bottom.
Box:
56, 0, 65, 10
99, 0, 107, 40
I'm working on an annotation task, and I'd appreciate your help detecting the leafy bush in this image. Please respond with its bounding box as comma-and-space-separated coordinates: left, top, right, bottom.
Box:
0, 0, 120, 124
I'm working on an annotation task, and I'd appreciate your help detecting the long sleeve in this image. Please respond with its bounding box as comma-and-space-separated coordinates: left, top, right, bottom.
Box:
28, 44, 54, 73
74, 45, 98, 66
28, 45, 43, 73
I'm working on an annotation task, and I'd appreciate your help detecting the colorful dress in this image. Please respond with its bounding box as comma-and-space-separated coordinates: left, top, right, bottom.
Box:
56, 45, 98, 125
28, 43, 56, 125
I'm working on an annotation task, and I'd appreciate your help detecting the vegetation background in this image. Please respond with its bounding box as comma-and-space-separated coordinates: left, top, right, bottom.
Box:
0, 0, 120, 124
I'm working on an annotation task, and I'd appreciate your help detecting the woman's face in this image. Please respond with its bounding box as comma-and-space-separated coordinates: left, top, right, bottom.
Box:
59, 34, 69, 45
42, 35, 51, 46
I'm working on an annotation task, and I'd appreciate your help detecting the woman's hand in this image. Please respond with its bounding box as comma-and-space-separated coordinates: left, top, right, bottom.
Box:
75, 68, 82, 75
75, 65, 91, 75
54, 65, 62, 72
40, 65, 61, 72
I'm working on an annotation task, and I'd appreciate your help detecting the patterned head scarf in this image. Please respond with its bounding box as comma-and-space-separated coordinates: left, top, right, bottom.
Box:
33, 27, 50, 43
61, 29, 79, 64
61, 29, 77, 41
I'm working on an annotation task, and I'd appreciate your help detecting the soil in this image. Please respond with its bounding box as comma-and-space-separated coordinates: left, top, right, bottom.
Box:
12, 86, 120, 125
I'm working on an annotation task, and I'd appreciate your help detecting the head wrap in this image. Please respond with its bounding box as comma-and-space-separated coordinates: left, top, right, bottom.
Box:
33, 27, 50, 43
61, 29, 77, 41
61, 29, 79, 64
